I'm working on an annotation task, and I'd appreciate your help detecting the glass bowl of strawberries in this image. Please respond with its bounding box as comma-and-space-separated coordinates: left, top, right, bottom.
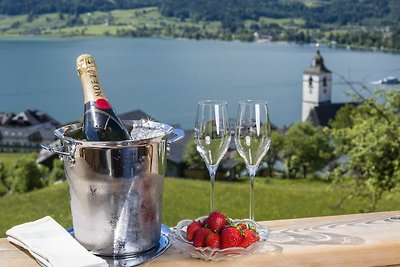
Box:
170, 211, 270, 261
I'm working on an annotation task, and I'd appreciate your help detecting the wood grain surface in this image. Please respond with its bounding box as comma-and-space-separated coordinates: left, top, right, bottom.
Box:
1, 211, 400, 267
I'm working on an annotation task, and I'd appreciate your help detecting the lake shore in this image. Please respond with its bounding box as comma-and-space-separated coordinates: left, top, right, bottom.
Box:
1, 34, 398, 55
1, 7, 399, 53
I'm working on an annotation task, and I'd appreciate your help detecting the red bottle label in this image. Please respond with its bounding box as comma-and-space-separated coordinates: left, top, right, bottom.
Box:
95, 98, 111, 110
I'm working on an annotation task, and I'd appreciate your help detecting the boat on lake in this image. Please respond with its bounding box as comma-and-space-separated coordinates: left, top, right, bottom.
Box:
371, 76, 400, 85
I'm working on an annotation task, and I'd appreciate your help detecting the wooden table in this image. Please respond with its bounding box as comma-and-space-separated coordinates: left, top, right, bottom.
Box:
1, 211, 400, 267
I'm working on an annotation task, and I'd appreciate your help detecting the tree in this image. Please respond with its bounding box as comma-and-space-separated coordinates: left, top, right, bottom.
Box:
183, 139, 206, 170
329, 104, 356, 129
265, 130, 285, 177
5, 153, 48, 194
47, 159, 65, 185
330, 88, 400, 210
282, 122, 334, 179
0, 162, 8, 196
232, 150, 246, 177
0, 162, 6, 184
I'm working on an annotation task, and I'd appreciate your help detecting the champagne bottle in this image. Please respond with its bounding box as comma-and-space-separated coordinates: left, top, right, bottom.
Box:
76, 54, 130, 141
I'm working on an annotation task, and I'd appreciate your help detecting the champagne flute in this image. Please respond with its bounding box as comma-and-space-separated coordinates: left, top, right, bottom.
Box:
235, 100, 271, 220
195, 100, 231, 212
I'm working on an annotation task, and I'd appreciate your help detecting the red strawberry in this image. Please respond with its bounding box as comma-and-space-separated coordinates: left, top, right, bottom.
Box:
240, 228, 260, 248
204, 232, 220, 248
193, 227, 212, 247
208, 211, 226, 232
237, 223, 248, 230
186, 221, 202, 241
240, 238, 255, 248
202, 217, 210, 227
221, 226, 242, 248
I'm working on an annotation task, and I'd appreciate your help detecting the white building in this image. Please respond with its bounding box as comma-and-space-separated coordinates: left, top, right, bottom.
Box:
302, 46, 354, 127
302, 45, 333, 122
0, 110, 59, 152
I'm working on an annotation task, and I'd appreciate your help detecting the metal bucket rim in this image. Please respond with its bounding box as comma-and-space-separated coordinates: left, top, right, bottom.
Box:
55, 120, 179, 148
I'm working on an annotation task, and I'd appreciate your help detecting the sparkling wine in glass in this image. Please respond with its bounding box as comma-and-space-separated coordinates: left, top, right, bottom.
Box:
195, 100, 231, 212
235, 100, 271, 220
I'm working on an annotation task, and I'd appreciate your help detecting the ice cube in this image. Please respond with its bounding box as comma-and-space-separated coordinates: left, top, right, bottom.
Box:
130, 119, 166, 141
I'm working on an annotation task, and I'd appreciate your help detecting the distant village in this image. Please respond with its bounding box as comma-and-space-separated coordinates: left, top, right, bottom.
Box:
0, 48, 354, 178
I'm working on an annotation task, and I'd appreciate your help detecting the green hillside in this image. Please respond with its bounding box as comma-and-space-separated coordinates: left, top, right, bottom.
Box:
0, 7, 222, 38
0, 1, 399, 50
2, 177, 400, 237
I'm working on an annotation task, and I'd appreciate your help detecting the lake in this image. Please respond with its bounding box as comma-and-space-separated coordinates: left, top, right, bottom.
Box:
0, 37, 399, 129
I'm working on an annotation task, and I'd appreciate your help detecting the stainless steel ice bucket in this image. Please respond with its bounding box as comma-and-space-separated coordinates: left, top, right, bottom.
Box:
42, 120, 184, 256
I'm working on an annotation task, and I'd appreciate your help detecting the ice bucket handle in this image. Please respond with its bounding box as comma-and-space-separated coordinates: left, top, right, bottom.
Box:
167, 128, 185, 144
40, 141, 76, 164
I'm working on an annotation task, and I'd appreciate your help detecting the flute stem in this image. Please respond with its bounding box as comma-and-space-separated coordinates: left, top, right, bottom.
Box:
208, 166, 217, 212
247, 167, 257, 220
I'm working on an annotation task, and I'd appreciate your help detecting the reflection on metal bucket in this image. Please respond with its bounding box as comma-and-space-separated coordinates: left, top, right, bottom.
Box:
42, 120, 184, 256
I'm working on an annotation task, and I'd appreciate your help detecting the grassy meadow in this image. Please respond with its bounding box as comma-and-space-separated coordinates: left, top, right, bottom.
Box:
0, 153, 25, 166
1, 176, 400, 237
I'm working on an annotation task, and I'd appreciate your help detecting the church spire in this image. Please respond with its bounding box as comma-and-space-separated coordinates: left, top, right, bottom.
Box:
304, 43, 331, 74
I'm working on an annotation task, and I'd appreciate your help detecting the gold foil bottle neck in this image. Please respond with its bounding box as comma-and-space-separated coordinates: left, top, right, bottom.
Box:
77, 54, 105, 102
76, 54, 98, 77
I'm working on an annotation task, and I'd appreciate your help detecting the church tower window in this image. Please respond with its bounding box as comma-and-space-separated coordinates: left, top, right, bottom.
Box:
323, 77, 327, 87
308, 76, 313, 87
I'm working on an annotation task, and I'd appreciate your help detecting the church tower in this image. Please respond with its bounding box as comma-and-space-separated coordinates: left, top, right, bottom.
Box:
302, 45, 332, 122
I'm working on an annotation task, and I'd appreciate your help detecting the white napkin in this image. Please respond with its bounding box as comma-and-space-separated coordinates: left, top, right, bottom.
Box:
6, 216, 108, 267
